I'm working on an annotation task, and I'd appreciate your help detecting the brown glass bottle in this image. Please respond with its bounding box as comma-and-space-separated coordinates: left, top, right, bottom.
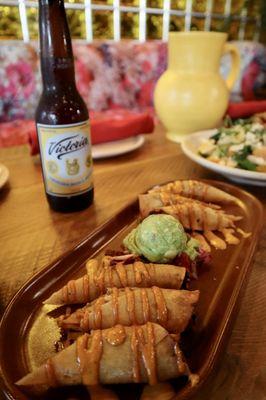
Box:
36, 0, 94, 212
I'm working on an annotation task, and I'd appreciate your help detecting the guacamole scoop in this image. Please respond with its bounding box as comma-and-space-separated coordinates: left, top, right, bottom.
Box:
123, 214, 188, 263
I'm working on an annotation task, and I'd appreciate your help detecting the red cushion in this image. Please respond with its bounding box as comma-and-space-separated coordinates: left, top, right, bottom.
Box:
0, 109, 155, 154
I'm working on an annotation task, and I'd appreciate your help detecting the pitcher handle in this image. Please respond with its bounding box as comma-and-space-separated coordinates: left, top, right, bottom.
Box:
223, 43, 240, 91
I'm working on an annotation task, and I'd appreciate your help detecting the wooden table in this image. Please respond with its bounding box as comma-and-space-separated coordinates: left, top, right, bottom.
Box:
0, 125, 265, 399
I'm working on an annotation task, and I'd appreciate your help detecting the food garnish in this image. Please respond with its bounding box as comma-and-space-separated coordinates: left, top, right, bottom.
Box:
198, 118, 266, 172
123, 214, 194, 263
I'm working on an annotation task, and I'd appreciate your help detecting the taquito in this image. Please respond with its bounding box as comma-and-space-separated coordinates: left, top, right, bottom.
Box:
60, 287, 199, 333
149, 180, 239, 205
152, 204, 241, 231
44, 257, 186, 306
17, 323, 196, 387
139, 192, 221, 219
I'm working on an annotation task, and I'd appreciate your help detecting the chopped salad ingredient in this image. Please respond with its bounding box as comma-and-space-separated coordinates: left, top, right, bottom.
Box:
198, 117, 266, 172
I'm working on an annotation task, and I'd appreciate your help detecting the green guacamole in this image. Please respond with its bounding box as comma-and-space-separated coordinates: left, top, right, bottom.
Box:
123, 214, 195, 263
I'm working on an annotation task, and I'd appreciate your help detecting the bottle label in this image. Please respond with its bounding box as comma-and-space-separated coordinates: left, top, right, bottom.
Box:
37, 120, 93, 197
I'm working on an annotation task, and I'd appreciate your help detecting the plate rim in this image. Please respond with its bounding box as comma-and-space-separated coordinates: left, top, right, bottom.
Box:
92, 135, 145, 159
181, 130, 266, 182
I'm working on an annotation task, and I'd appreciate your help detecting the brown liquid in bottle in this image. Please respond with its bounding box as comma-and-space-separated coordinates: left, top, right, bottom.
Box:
36, 0, 94, 212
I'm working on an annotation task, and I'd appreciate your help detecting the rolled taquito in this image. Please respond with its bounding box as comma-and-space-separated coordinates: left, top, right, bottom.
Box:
139, 192, 221, 219
60, 287, 199, 333
44, 257, 186, 306
149, 180, 239, 205
144, 203, 241, 231
16, 323, 195, 387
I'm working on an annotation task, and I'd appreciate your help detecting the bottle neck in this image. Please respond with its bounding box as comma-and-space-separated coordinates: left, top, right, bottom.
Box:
39, 0, 76, 91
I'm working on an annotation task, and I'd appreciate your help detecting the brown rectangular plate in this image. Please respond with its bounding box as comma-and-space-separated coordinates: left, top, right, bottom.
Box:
0, 180, 264, 400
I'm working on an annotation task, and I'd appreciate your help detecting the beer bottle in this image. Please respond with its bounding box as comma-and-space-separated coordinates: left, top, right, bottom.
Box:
36, 0, 94, 212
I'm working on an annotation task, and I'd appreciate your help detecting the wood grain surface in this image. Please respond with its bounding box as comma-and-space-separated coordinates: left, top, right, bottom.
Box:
0, 124, 265, 399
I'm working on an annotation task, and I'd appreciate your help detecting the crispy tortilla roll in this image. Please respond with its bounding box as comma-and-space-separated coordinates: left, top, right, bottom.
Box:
44, 258, 186, 306
154, 204, 241, 231
139, 192, 221, 218
139, 193, 224, 220
16, 323, 195, 387
60, 288, 199, 333
149, 180, 239, 205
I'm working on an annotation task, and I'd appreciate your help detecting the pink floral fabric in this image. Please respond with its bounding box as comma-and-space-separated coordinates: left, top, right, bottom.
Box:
0, 43, 41, 122
0, 40, 265, 125
73, 41, 167, 111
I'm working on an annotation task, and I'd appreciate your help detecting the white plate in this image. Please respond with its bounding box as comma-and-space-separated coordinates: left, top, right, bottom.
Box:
0, 163, 9, 189
181, 129, 266, 186
92, 135, 145, 159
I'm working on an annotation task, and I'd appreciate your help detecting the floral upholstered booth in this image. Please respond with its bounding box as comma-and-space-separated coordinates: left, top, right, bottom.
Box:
0, 40, 265, 146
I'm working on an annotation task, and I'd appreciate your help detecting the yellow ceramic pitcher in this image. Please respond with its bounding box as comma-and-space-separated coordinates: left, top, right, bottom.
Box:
154, 32, 240, 142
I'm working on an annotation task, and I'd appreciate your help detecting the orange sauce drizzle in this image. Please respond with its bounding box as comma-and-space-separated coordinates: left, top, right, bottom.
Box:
217, 211, 223, 231
133, 262, 151, 285
132, 323, 157, 385
160, 191, 170, 206
61, 285, 68, 303
61, 280, 77, 303
192, 232, 211, 253
82, 274, 90, 302
152, 286, 168, 326
93, 269, 103, 295
237, 228, 252, 239
131, 326, 141, 383
173, 204, 182, 226
204, 231, 227, 250
104, 263, 114, 287
141, 289, 151, 322
75, 324, 160, 388
80, 309, 90, 331
44, 358, 58, 387
115, 263, 128, 286
149, 263, 156, 284
102, 257, 111, 269
143, 322, 157, 385
134, 262, 143, 285
77, 331, 103, 385
93, 297, 105, 329
103, 325, 126, 346
221, 228, 240, 245
125, 288, 136, 324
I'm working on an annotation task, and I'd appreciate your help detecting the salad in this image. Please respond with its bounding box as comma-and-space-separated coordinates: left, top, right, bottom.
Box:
198, 116, 266, 172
